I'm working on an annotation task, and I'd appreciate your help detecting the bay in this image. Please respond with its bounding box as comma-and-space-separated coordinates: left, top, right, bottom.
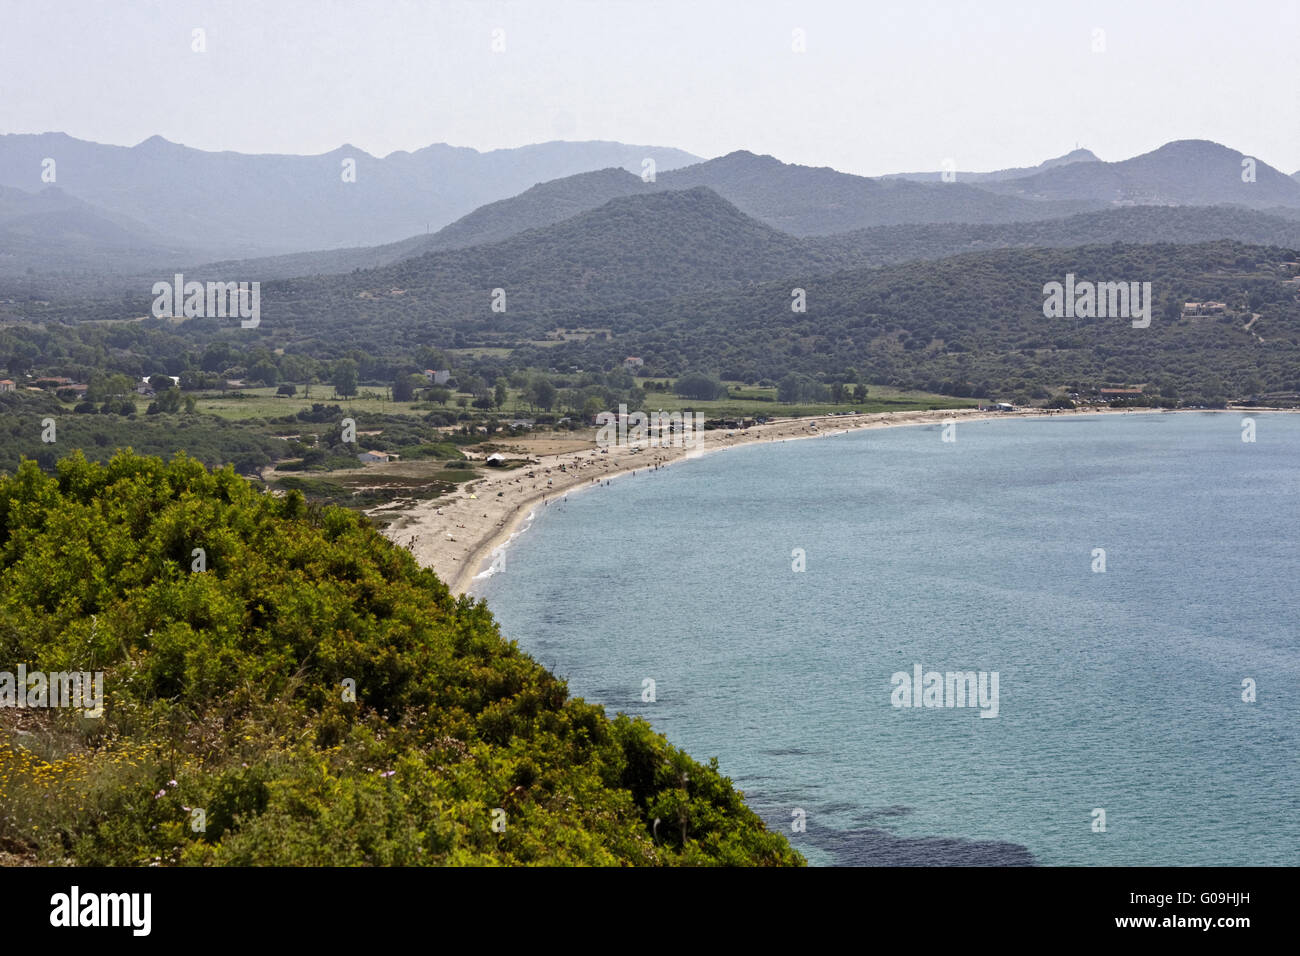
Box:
478, 412, 1300, 865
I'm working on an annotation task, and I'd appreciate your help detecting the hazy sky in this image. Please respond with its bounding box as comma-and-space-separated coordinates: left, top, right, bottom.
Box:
1, 0, 1297, 175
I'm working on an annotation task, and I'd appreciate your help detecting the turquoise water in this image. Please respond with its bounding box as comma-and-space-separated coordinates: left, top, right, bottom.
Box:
477, 413, 1300, 865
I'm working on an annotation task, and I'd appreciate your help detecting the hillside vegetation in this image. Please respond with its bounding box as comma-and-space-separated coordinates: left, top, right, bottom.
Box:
527, 240, 1300, 402
0, 452, 800, 866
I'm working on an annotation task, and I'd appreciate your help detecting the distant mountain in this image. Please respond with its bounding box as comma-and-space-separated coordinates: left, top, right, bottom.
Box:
981, 140, 1300, 207
654, 151, 1099, 235
1293, 170, 1300, 182
406, 149, 1102, 246
189, 167, 648, 278
0, 133, 700, 257
193, 182, 1300, 285
192, 150, 1102, 278
418, 167, 648, 255
287, 187, 856, 327
160, 188, 896, 352
882, 148, 1101, 183
0, 184, 199, 274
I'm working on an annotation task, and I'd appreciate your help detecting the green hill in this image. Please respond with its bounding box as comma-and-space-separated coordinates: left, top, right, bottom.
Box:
0, 451, 800, 866
516, 240, 1300, 401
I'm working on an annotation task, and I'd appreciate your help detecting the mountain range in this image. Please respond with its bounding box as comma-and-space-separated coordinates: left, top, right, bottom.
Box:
0, 133, 701, 258
187, 139, 1300, 282
0, 184, 201, 273
188, 156, 1099, 280
3, 135, 1299, 292
979, 140, 1300, 207
880, 147, 1101, 183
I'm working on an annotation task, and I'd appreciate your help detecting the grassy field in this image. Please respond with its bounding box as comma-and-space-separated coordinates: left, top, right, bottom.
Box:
632, 384, 979, 419
194, 382, 978, 425
194, 386, 436, 421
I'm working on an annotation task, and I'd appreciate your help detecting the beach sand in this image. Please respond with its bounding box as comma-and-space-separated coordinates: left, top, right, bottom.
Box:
380, 405, 1159, 596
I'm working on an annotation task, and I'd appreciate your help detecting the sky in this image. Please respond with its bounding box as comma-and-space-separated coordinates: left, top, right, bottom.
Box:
1, 0, 1297, 176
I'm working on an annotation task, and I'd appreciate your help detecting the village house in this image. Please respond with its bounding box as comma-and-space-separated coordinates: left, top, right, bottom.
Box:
0, 379, 14, 393
1181, 301, 1227, 317
357, 450, 397, 464
424, 369, 452, 385
623, 356, 644, 370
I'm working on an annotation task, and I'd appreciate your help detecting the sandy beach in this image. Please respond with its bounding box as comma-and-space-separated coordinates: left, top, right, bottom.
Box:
379, 404, 1197, 596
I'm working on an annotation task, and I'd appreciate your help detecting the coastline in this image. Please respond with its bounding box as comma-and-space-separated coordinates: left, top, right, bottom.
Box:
381, 404, 1272, 597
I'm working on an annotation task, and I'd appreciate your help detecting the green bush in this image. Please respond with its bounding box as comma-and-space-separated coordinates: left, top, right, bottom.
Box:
0, 451, 799, 867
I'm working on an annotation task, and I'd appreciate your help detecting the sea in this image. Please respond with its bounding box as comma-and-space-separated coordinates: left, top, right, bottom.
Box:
476, 412, 1300, 865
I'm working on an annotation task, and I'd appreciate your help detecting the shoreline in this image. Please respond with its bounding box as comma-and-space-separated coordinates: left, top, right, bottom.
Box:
380, 406, 1288, 596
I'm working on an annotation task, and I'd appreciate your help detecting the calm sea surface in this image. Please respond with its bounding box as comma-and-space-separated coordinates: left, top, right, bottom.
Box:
477, 413, 1300, 865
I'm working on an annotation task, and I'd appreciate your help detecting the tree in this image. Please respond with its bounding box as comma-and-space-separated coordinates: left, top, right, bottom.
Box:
279, 353, 317, 384
392, 374, 423, 402
180, 370, 220, 391
249, 360, 279, 386
777, 373, 803, 404
414, 346, 449, 371
494, 378, 509, 409
154, 388, 182, 413
277, 384, 297, 397
674, 373, 727, 401
87, 373, 134, 403
201, 343, 233, 372
6, 351, 33, 375
852, 384, 868, 402
528, 378, 557, 411
332, 359, 358, 398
